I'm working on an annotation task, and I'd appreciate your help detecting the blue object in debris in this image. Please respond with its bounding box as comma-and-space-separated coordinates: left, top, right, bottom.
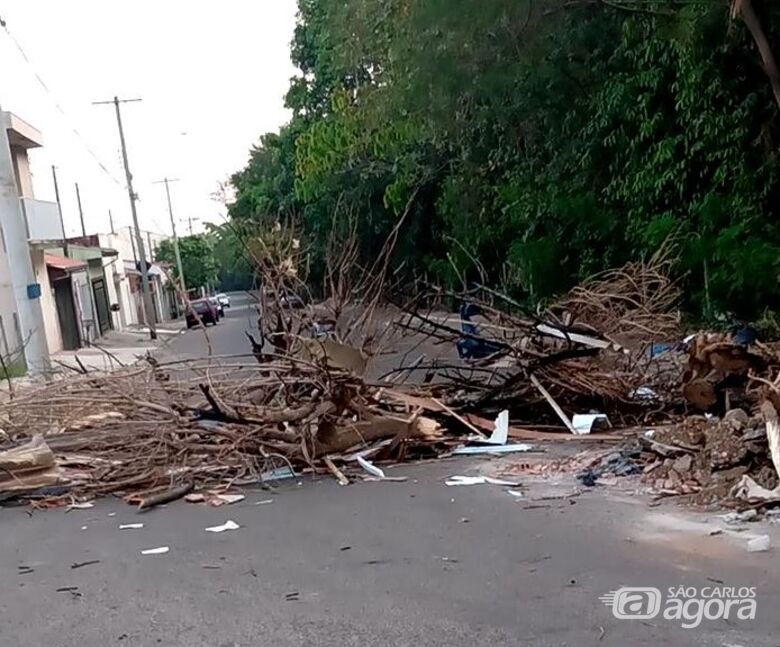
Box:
648, 342, 674, 358
731, 324, 757, 348
456, 302, 502, 359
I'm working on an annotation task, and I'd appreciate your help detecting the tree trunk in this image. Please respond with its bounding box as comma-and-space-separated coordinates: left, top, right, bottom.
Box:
733, 0, 780, 110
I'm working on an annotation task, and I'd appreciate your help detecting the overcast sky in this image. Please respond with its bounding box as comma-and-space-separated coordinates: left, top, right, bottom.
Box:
0, 0, 297, 238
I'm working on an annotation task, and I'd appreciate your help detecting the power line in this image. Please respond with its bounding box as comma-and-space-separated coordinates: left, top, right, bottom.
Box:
0, 14, 124, 187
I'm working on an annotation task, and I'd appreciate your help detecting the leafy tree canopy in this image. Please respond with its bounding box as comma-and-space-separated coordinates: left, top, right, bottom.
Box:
156, 234, 219, 292
228, 0, 780, 320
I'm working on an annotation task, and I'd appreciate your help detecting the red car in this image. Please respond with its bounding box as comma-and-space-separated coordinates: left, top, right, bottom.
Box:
186, 298, 219, 328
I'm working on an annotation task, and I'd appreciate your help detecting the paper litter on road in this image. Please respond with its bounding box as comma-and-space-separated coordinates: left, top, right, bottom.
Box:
506, 490, 524, 498
205, 520, 240, 533
119, 523, 144, 530
452, 444, 534, 455
356, 455, 386, 480
571, 413, 611, 435
254, 499, 274, 505
212, 493, 245, 505
444, 475, 520, 486
746, 535, 771, 553
140, 546, 169, 555
184, 492, 245, 506
67, 502, 95, 510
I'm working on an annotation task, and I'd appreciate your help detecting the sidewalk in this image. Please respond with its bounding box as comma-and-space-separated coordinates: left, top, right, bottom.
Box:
50, 320, 187, 372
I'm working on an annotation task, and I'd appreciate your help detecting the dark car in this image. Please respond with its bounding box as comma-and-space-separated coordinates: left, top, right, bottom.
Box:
208, 296, 225, 318
186, 299, 219, 328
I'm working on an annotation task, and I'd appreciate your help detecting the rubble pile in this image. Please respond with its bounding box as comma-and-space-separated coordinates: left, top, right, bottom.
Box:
639, 401, 780, 507
0, 356, 458, 507
3, 249, 780, 512
395, 256, 685, 426
641, 412, 765, 503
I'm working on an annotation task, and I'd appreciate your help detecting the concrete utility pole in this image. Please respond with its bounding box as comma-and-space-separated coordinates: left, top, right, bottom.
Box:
51, 166, 68, 257
108, 209, 115, 235
153, 177, 186, 294
93, 96, 156, 340
188, 215, 200, 236
75, 182, 86, 237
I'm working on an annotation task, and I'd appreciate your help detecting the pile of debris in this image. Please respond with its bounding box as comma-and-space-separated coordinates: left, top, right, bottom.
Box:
394, 255, 685, 428
4, 243, 780, 512
640, 400, 780, 508
0, 355, 462, 507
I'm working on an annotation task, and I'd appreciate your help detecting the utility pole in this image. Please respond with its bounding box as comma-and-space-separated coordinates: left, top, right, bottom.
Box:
188, 215, 200, 236
93, 96, 156, 339
153, 177, 186, 294
108, 209, 115, 235
75, 182, 86, 237
51, 166, 68, 257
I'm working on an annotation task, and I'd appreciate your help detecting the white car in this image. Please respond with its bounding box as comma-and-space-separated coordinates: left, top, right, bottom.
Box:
215, 293, 230, 308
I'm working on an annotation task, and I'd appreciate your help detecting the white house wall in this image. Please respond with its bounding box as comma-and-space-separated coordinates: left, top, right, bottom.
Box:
31, 249, 63, 354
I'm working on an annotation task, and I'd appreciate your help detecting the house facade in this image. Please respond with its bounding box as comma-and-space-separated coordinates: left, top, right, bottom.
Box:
99, 226, 175, 328
0, 109, 177, 375
0, 110, 58, 373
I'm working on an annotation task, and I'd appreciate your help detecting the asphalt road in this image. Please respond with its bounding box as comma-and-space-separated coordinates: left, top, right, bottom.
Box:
162, 291, 264, 360
2, 292, 779, 646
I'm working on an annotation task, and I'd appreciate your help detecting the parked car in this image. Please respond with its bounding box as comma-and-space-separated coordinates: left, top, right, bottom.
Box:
216, 293, 231, 308
208, 297, 224, 318
279, 292, 305, 309
186, 299, 219, 328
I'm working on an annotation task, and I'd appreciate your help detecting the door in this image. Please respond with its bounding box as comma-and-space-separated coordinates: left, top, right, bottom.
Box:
114, 275, 126, 329
53, 279, 80, 350
92, 277, 112, 336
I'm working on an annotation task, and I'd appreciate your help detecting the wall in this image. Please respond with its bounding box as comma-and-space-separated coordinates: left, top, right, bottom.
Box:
98, 227, 171, 328
99, 232, 137, 329
10, 146, 34, 198
31, 248, 63, 354
0, 221, 20, 368
0, 113, 49, 372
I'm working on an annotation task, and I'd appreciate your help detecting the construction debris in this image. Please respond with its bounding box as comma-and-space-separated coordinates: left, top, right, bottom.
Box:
4, 248, 780, 516
638, 403, 780, 506
444, 476, 520, 487
0, 435, 62, 492
392, 254, 686, 429
205, 520, 240, 533
0, 355, 451, 506
746, 535, 771, 552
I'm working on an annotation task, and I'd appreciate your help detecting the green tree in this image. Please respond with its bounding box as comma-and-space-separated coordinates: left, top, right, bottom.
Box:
228, 0, 780, 319
156, 234, 219, 292
208, 222, 256, 291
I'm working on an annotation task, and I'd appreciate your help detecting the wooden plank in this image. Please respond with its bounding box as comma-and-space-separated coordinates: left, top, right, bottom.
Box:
529, 374, 578, 434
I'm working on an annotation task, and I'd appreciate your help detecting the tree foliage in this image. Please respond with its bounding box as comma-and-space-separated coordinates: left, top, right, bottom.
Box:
156, 234, 219, 292
228, 0, 780, 319
209, 222, 256, 291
